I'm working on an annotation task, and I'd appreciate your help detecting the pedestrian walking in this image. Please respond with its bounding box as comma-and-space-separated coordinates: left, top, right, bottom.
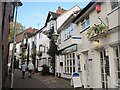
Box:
21, 62, 27, 79
28, 61, 34, 78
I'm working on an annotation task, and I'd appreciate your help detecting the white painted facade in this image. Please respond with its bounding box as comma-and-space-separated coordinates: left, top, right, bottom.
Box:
55, 5, 81, 79
54, 1, 120, 88
57, 5, 80, 31
35, 27, 51, 72
73, 1, 120, 88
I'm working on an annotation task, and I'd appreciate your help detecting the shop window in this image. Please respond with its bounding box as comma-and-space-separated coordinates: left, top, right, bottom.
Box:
64, 53, 76, 74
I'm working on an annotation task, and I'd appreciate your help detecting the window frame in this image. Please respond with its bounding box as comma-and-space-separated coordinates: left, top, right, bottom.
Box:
113, 44, 120, 86
64, 24, 74, 40
111, 1, 119, 10
64, 52, 76, 74
81, 16, 90, 31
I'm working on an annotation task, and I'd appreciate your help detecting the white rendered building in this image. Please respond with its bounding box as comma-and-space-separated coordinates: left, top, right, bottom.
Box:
73, 0, 120, 88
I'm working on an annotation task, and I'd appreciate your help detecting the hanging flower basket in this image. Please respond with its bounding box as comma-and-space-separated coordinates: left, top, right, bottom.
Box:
87, 24, 108, 40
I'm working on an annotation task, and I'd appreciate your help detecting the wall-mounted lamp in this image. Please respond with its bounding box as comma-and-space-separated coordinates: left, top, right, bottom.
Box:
93, 40, 100, 46
53, 32, 59, 42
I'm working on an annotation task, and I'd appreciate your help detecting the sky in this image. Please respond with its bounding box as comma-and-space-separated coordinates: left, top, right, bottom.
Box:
17, 1, 90, 30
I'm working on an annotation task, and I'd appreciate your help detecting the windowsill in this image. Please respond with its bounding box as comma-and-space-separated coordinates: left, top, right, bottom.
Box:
80, 25, 90, 34
78, 70, 82, 72
107, 6, 120, 16
63, 73, 72, 75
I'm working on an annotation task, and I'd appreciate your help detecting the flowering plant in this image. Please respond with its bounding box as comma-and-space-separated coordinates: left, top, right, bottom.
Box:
87, 24, 108, 39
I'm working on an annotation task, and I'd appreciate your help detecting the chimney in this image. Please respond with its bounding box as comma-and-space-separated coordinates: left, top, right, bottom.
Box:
56, 6, 67, 15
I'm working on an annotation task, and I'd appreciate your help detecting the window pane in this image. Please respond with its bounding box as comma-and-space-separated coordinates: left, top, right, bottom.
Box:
70, 67, 72, 73
67, 67, 69, 73
70, 53, 71, 58
73, 67, 75, 72
101, 74, 104, 81
102, 82, 105, 89
73, 59, 75, 66
101, 67, 104, 73
67, 60, 69, 66
101, 59, 103, 65
65, 67, 66, 72
73, 53, 75, 58
70, 59, 72, 66
81, 22, 85, 30
118, 75, 120, 85
117, 59, 120, 71
116, 46, 119, 57
111, 2, 119, 10
100, 52, 103, 58
86, 17, 90, 26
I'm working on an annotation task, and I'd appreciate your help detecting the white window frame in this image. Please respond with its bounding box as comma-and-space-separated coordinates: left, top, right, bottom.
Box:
81, 16, 90, 31
64, 52, 76, 74
64, 24, 74, 40
113, 44, 120, 86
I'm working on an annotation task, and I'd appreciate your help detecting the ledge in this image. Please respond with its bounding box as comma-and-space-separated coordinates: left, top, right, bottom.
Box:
63, 73, 72, 75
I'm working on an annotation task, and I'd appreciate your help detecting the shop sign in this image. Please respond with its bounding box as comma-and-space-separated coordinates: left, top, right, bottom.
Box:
62, 45, 77, 54
71, 73, 82, 88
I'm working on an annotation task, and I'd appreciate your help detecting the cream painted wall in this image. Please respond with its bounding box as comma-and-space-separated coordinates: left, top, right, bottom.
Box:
35, 27, 51, 71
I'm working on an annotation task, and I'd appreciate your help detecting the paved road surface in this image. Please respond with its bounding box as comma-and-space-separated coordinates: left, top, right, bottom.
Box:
13, 69, 48, 88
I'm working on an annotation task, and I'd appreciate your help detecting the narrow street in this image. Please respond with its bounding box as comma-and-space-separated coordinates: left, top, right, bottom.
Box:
13, 69, 48, 88
1, 1, 120, 89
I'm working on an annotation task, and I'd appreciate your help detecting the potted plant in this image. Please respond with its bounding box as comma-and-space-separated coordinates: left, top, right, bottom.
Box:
93, 24, 107, 34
